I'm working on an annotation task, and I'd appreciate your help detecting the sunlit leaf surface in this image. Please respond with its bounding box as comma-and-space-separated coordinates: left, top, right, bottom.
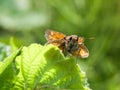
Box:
13, 44, 90, 90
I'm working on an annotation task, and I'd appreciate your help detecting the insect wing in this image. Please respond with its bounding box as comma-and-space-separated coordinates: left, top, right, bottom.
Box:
45, 30, 65, 51
45, 30, 65, 41
79, 44, 89, 58
46, 39, 63, 46
78, 37, 84, 44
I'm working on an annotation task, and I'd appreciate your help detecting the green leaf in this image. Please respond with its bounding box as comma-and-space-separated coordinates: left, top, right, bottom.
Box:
9, 37, 18, 52
0, 43, 11, 61
0, 48, 21, 74
0, 48, 21, 89
13, 44, 91, 90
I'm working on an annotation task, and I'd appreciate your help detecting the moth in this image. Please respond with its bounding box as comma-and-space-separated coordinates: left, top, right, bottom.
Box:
45, 30, 89, 58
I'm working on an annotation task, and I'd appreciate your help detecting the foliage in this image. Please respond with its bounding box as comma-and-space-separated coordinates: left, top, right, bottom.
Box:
0, 43, 90, 90
0, 0, 120, 90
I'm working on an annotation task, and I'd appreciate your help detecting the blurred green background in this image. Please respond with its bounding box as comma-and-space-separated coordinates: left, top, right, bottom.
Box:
0, 0, 120, 90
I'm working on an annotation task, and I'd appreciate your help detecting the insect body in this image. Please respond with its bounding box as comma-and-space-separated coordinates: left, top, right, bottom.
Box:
45, 30, 89, 58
